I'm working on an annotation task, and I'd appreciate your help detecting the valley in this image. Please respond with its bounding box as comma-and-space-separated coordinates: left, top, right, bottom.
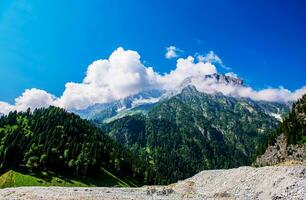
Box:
0, 74, 305, 199
1, 2, 306, 199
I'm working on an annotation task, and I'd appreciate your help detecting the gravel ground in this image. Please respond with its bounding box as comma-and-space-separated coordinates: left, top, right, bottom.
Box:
0, 165, 305, 200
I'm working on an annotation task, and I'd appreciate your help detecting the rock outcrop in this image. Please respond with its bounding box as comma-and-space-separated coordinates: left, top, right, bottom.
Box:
255, 134, 306, 166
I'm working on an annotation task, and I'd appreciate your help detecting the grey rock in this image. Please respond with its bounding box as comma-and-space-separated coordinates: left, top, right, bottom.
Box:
255, 134, 306, 166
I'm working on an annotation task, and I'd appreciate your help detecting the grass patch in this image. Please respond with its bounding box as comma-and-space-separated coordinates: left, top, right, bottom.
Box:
0, 168, 139, 188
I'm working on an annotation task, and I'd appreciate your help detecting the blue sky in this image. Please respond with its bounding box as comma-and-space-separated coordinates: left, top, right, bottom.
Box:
0, 0, 306, 104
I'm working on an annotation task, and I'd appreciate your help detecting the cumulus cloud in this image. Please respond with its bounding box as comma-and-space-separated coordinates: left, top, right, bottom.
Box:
0, 47, 305, 114
55, 47, 161, 110
197, 51, 230, 70
0, 102, 15, 115
165, 46, 182, 59
56, 49, 216, 109
189, 76, 306, 102
160, 56, 217, 89
14, 89, 56, 110
0, 89, 56, 114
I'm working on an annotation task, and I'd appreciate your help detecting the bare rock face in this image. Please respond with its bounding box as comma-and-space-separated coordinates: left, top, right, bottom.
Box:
204, 73, 244, 86
255, 134, 306, 166
0, 165, 305, 200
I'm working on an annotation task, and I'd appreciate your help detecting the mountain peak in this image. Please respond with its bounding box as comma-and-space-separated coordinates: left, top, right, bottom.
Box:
204, 73, 244, 86
180, 85, 198, 94
178, 73, 244, 90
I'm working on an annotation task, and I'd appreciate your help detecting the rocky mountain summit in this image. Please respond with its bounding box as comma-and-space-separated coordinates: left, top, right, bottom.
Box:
179, 73, 244, 89
204, 73, 244, 86
161, 73, 244, 100
1, 165, 305, 200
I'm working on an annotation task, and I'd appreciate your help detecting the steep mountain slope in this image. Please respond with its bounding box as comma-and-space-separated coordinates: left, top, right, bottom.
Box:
100, 85, 289, 184
0, 107, 148, 186
73, 90, 163, 122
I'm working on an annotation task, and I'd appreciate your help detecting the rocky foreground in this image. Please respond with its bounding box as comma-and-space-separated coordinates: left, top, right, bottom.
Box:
0, 165, 305, 200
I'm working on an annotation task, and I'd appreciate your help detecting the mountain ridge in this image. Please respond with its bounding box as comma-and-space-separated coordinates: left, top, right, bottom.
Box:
74, 73, 289, 123
99, 84, 290, 184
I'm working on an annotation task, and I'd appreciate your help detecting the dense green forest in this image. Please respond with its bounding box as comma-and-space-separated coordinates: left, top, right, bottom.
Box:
0, 107, 150, 186
279, 94, 306, 145
100, 86, 289, 184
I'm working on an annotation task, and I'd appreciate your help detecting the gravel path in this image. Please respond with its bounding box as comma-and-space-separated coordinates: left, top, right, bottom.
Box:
0, 165, 305, 200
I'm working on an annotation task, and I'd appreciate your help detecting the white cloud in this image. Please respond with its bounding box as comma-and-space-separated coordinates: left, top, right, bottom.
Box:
189, 76, 306, 102
0, 47, 305, 114
165, 46, 182, 59
0, 102, 15, 115
14, 89, 56, 111
197, 51, 230, 70
0, 89, 55, 114
160, 56, 217, 89
131, 97, 161, 108
225, 72, 238, 78
55, 47, 161, 110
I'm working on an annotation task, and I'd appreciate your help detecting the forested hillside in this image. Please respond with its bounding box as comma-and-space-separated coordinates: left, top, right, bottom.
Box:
100, 86, 289, 184
279, 94, 306, 145
0, 93, 296, 186
0, 107, 150, 186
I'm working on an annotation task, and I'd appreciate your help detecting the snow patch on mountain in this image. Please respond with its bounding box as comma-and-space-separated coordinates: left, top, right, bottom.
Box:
131, 97, 161, 108
270, 113, 282, 121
